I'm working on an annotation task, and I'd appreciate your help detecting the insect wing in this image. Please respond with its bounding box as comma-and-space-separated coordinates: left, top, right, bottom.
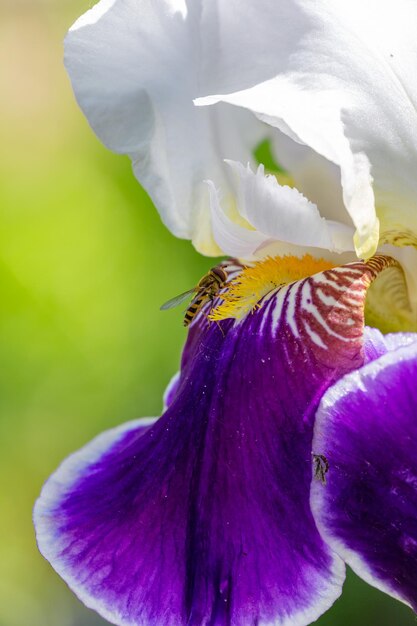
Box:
160, 288, 197, 311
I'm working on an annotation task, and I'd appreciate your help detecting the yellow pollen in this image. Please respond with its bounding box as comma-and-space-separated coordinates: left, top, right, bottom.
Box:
209, 255, 334, 322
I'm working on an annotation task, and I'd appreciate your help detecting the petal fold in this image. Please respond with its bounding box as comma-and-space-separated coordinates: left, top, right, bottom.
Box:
208, 162, 355, 259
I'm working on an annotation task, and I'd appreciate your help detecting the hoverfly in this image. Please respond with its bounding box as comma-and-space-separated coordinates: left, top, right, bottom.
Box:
160, 265, 228, 326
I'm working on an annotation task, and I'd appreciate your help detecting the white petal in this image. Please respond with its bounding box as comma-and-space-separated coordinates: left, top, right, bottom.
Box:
207, 181, 270, 259
197, 0, 417, 258
65, 0, 267, 254
270, 130, 348, 227
226, 161, 354, 253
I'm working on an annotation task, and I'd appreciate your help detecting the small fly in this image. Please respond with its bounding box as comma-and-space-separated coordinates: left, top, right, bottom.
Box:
160, 266, 228, 327
312, 454, 329, 485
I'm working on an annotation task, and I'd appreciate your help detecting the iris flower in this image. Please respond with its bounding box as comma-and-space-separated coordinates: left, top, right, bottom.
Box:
35, 1, 417, 625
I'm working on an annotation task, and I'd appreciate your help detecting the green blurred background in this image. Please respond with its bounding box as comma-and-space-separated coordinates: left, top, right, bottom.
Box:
0, 2, 415, 625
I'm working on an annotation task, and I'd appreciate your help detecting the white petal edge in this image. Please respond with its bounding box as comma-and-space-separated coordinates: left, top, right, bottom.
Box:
162, 371, 180, 411
246, 556, 345, 626
34, 417, 158, 626
69, 0, 118, 29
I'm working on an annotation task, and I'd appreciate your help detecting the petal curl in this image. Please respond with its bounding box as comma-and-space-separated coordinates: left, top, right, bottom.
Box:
64, 0, 267, 254
197, 0, 417, 258
207, 180, 270, 259
208, 162, 355, 259
34, 257, 395, 625
311, 336, 417, 611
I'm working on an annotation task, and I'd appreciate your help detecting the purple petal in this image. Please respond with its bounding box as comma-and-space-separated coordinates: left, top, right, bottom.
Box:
311, 338, 417, 611
35, 258, 391, 626
362, 326, 389, 363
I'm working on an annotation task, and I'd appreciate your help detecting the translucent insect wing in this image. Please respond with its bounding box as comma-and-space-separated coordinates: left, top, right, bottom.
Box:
160, 289, 197, 311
